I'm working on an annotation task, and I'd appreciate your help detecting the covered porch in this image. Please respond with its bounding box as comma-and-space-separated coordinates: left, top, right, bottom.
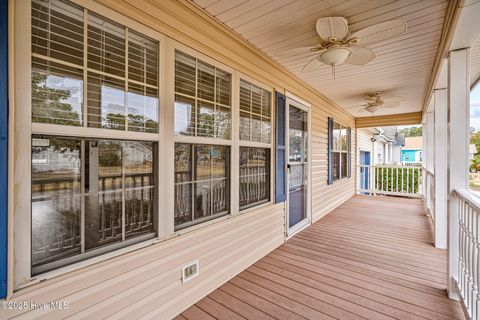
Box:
3, 0, 480, 319
179, 195, 464, 320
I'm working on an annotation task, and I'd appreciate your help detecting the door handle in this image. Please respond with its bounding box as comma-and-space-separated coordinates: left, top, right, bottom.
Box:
287, 164, 291, 169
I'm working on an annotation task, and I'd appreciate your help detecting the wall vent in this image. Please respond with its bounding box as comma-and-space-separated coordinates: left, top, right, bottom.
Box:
182, 260, 199, 283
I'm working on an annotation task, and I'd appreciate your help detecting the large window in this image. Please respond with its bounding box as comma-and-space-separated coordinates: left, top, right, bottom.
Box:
330, 121, 351, 181
239, 79, 272, 210
32, 136, 156, 274
174, 50, 232, 229
32, 0, 159, 132
30, 0, 160, 275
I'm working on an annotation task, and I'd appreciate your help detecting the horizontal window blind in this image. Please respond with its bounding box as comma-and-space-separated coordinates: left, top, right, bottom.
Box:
31, 0, 159, 133
174, 50, 232, 139
239, 79, 271, 143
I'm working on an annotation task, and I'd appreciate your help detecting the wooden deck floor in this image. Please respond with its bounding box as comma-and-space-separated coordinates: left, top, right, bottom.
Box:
176, 195, 465, 320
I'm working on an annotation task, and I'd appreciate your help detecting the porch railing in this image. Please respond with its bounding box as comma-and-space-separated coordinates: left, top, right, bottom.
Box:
358, 165, 422, 198
453, 189, 480, 320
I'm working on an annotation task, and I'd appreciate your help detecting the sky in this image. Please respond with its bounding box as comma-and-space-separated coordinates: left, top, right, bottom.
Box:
471, 84, 480, 131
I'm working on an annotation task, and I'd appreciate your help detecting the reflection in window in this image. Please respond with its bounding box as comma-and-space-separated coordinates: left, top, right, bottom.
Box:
240, 147, 270, 210
174, 51, 232, 139
128, 83, 159, 133
174, 143, 230, 229
288, 106, 308, 163
32, 137, 82, 269
87, 73, 125, 130
32, 135, 156, 275
31, 0, 159, 133
239, 80, 271, 143
32, 58, 84, 126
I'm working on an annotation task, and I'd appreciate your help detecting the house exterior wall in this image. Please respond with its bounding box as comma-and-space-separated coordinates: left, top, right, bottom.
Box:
373, 140, 385, 164
357, 128, 374, 155
392, 145, 402, 164
356, 128, 374, 191
4, 0, 356, 318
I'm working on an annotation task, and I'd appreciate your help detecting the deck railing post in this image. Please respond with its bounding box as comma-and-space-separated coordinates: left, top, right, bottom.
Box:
448, 48, 470, 300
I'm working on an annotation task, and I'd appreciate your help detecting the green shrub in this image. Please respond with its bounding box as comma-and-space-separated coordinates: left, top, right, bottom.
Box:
375, 166, 421, 194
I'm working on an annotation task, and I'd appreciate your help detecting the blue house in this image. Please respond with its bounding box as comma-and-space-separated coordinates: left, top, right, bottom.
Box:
401, 136, 422, 164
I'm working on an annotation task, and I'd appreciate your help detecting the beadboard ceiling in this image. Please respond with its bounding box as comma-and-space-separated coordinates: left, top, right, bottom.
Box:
471, 36, 480, 87
193, 0, 449, 118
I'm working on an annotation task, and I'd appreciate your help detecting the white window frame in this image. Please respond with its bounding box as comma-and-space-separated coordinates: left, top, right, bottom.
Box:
237, 74, 274, 213
168, 40, 236, 233
12, 0, 167, 290
331, 121, 351, 181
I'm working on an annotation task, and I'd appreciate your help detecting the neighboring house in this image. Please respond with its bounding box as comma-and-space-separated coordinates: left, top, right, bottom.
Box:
401, 136, 422, 164
357, 127, 405, 194
470, 144, 478, 160
357, 127, 404, 167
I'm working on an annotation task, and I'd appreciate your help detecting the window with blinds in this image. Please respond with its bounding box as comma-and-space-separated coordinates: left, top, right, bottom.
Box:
238, 79, 272, 210
31, 0, 159, 133
30, 0, 160, 275
330, 121, 351, 181
239, 79, 271, 143
174, 50, 232, 139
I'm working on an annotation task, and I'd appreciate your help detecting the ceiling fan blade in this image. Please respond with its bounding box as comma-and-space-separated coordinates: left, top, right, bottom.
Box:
345, 46, 376, 65
349, 19, 407, 46
274, 46, 323, 59
301, 56, 322, 73
316, 17, 349, 41
345, 104, 367, 109
383, 96, 404, 103
382, 102, 401, 108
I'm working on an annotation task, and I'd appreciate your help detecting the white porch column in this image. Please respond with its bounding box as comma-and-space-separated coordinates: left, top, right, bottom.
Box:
425, 112, 434, 211
422, 123, 427, 194
448, 48, 470, 299
434, 88, 448, 249
389, 144, 393, 164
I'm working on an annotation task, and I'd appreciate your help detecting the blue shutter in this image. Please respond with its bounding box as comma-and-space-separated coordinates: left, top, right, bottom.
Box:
0, 0, 8, 299
347, 127, 352, 178
275, 92, 287, 203
327, 117, 333, 185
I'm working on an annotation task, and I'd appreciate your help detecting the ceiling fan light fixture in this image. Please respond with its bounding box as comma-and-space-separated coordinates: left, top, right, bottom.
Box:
319, 47, 351, 66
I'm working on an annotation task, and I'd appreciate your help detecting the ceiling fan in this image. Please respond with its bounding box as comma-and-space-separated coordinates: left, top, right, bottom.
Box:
347, 92, 404, 114
276, 17, 407, 78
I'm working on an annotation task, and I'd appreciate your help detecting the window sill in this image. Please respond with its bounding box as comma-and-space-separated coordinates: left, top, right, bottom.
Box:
174, 200, 275, 236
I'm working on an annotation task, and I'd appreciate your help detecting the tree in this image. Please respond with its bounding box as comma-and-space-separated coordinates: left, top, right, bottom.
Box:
398, 126, 422, 137
31, 72, 81, 126
471, 130, 480, 159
